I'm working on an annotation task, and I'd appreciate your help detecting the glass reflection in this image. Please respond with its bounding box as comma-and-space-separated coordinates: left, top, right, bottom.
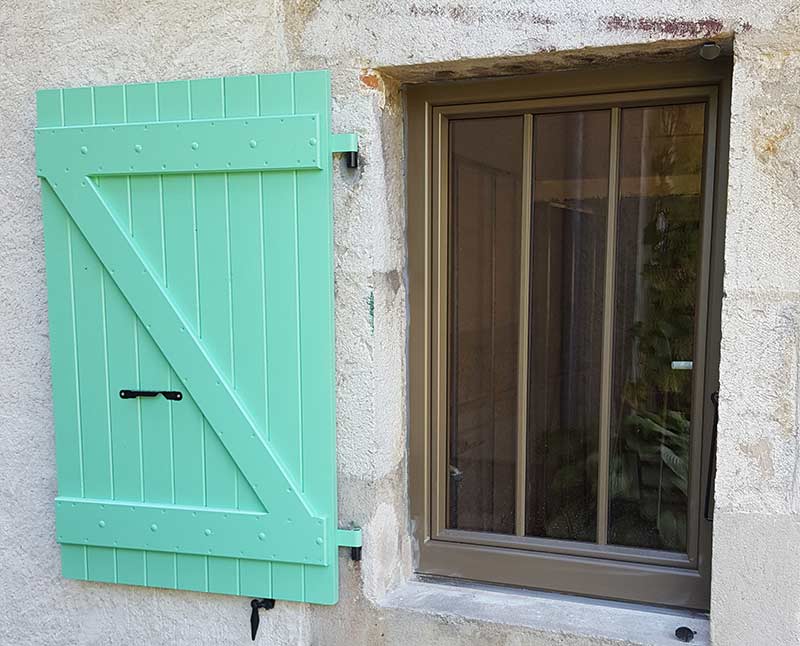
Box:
447, 116, 524, 534
608, 104, 706, 552
525, 110, 611, 541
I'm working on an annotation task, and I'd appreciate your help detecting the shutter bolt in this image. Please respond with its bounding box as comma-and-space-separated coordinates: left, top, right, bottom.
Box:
80, 146, 88, 155
309, 138, 317, 146
258, 532, 266, 540
134, 144, 142, 153
249, 139, 257, 148
191, 142, 199, 150
98, 520, 105, 528
150, 524, 158, 532
204, 528, 212, 536
315, 537, 323, 545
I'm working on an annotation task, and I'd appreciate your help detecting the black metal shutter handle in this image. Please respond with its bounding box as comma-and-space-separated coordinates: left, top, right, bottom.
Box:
119, 389, 182, 401
704, 391, 719, 521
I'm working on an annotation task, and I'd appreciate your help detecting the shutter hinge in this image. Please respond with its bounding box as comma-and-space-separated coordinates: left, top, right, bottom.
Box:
337, 526, 363, 561
331, 133, 359, 168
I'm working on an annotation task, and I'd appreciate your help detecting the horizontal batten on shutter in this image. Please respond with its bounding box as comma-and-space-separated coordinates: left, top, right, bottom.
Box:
56, 498, 326, 565
35, 114, 322, 177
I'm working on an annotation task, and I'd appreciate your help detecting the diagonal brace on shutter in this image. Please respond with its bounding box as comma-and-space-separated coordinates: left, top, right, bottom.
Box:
38, 141, 329, 566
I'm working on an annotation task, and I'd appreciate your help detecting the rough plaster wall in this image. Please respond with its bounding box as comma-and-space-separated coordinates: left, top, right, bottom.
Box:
0, 1, 798, 645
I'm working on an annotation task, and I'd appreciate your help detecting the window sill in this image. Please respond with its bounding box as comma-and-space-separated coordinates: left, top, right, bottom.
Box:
381, 578, 709, 646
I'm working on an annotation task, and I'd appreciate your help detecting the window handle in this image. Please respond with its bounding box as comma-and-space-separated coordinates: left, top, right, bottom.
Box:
704, 391, 719, 521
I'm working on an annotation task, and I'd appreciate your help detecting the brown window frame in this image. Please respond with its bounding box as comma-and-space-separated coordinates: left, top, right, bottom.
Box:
407, 59, 731, 610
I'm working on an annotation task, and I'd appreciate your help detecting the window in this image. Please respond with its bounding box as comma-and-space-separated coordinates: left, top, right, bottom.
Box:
407, 61, 730, 610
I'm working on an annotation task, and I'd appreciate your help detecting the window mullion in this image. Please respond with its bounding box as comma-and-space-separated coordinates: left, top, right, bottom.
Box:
597, 107, 621, 545
514, 114, 534, 537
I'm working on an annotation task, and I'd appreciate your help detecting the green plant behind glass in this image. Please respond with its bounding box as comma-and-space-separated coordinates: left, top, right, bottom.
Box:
612, 108, 701, 551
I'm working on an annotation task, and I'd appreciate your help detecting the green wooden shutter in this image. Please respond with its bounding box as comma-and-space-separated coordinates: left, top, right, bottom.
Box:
35, 71, 360, 604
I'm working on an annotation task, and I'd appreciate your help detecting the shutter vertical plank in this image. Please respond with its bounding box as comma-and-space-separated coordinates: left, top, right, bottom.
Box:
223, 74, 265, 508
43, 184, 87, 580
126, 82, 177, 589
93, 85, 132, 236
106, 267, 147, 586
125, 83, 158, 123
259, 72, 306, 602
94, 83, 148, 586
190, 77, 239, 596
36, 89, 63, 130
156, 79, 191, 123
137, 331, 177, 590
62, 87, 93, 126
158, 79, 209, 592
62, 87, 117, 583
224, 74, 272, 598
294, 71, 337, 603
38, 89, 87, 581
40, 85, 88, 579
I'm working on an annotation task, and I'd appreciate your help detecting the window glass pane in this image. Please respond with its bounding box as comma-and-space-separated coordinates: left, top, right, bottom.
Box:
447, 117, 524, 534
608, 103, 706, 551
525, 110, 610, 541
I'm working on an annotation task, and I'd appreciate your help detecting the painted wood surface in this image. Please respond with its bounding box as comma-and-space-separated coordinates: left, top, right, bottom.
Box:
36, 71, 340, 604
